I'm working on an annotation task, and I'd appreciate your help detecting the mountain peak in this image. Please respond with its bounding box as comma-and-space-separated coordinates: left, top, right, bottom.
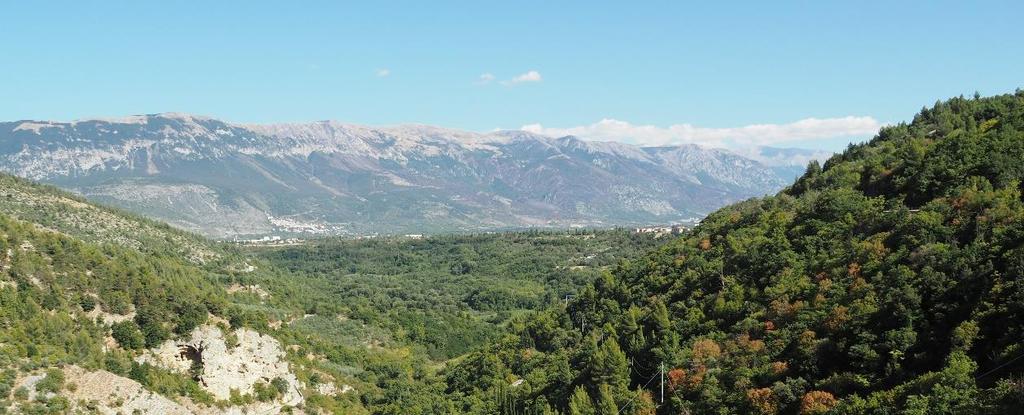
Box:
60, 112, 217, 125
0, 114, 798, 237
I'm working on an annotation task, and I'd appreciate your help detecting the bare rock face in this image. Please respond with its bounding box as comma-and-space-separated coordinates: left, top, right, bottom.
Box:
138, 325, 303, 407
62, 366, 193, 415
13, 366, 191, 414
315, 381, 353, 396
83, 303, 135, 325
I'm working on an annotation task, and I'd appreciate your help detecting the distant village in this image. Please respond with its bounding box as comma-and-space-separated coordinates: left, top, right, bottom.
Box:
632, 224, 687, 236
232, 226, 685, 246
232, 233, 426, 246
232, 235, 306, 246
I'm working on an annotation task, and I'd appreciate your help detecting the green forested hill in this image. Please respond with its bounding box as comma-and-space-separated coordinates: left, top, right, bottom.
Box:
446, 92, 1024, 414
0, 171, 663, 413
0, 196, 229, 411
0, 174, 220, 264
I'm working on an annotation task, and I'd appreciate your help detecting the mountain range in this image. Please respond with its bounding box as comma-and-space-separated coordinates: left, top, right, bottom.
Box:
0, 114, 821, 237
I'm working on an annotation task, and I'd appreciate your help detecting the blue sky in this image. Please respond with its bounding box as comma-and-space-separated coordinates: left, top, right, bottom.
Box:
2, 1, 1021, 151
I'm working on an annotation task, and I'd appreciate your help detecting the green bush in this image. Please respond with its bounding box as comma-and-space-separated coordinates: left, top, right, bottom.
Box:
110, 321, 145, 350
34, 369, 64, 394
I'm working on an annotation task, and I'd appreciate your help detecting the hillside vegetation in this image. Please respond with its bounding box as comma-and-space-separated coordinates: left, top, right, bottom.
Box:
226, 230, 663, 414
0, 174, 218, 264
445, 92, 1024, 414
0, 196, 229, 412
0, 172, 662, 413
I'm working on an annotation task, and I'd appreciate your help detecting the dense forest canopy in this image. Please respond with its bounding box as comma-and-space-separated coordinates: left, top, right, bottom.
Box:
232, 231, 665, 414
0, 209, 229, 411
0, 174, 663, 414
444, 91, 1024, 414
250, 231, 662, 360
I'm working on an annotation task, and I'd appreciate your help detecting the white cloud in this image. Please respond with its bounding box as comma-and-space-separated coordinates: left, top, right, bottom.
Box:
520, 116, 882, 148
477, 73, 496, 84
376, 68, 391, 77
732, 147, 836, 168
502, 70, 542, 85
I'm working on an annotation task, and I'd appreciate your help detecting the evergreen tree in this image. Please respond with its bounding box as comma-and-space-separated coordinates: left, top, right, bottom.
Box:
568, 386, 595, 415
591, 339, 629, 391
648, 298, 678, 362
621, 306, 646, 355
595, 384, 618, 415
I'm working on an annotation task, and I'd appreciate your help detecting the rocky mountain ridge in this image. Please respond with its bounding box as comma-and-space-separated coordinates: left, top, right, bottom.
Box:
0, 113, 812, 237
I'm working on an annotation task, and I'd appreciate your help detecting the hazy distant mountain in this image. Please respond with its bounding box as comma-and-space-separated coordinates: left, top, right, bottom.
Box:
732, 146, 834, 181
0, 114, 799, 237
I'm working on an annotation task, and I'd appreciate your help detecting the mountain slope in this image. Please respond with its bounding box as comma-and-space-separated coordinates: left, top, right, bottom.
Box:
0, 173, 218, 263
0, 174, 233, 412
0, 169, 670, 414
0, 174, 371, 413
0, 115, 794, 237
444, 91, 1024, 414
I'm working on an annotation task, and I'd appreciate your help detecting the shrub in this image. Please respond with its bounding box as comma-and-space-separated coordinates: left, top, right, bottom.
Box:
79, 295, 96, 312
272, 377, 289, 395
110, 321, 145, 350
34, 368, 65, 394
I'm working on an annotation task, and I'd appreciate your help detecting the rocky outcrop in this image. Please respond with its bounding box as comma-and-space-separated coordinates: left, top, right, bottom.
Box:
62, 366, 193, 415
137, 325, 303, 408
12, 366, 192, 414
315, 381, 353, 396
83, 303, 135, 325
226, 283, 270, 299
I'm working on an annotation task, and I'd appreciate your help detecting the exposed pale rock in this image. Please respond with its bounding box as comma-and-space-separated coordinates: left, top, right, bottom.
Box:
226, 283, 270, 299
62, 366, 193, 415
315, 381, 353, 396
13, 373, 48, 401
137, 325, 303, 407
84, 304, 135, 325
315, 382, 337, 395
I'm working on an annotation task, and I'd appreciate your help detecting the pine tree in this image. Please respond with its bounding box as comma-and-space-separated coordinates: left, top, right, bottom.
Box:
621, 306, 646, 354
649, 298, 678, 362
596, 384, 618, 415
568, 386, 595, 415
591, 339, 629, 390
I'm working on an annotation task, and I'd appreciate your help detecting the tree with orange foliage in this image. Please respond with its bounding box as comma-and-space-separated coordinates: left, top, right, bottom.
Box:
667, 368, 686, 391
691, 338, 721, 362
746, 387, 777, 415
698, 238, 712, 250
799, 391, 837, 414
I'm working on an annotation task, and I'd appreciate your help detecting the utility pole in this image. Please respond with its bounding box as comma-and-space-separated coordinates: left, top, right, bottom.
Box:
660, 362, 665, 403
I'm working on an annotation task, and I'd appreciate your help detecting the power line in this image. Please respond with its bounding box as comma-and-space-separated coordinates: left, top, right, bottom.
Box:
976, 349, 1024, 380
629, 355, 657, 372
617, 363, 661, 415
630, 363, 656, 380
632, 361, 656, 375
